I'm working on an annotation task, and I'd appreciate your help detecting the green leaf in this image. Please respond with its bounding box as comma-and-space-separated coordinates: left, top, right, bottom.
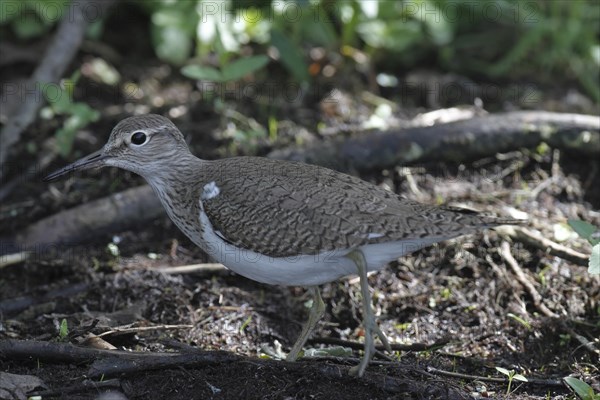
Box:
303, 346, 353, 357
42, 83, 72, 114
268, 115, 278, 141
69, 103, 100, 124
0, 0, 20, 24
59, 318, 68, 340
270, 29, 310, 83
568, 219, 599, 244
66, 69, 81, 94
507, 313, 532, 330
300, 17, 338, 48
107, 243, 119, 257
152, 25, 192, 65
54, 106, 99, 157
357, 19, 422, 52
513, 374, 528, 382
150, 1, 198, 65
181, 65, 223, 82
55, 126, 76, 157
12, 14, 47, 39
488, 24, 545, 76
85, 58, 120, 86
564, 377, 596, 400
568, 219, 600, 246
495, 367, 511, 377
32, 0, 69, 23
417, 1, 453, 46
590, 244, 600, 275
86, 19, 104, 40
239, 315, 252, 333
221, 55, 269, 82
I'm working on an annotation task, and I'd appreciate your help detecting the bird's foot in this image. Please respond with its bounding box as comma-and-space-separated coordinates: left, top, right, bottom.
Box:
346, 248, 392, 377
349, 303, 391, 377
286, 286, 326, 362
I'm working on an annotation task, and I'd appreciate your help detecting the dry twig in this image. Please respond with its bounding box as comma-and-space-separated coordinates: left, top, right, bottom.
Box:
559, 321, 600, 357
96, 324, 193, 338
310, 336, 450, 352
426, 366, 564, 387
499, 241, 558, 318
498, 226, 589, 266
155, 263, 227, 275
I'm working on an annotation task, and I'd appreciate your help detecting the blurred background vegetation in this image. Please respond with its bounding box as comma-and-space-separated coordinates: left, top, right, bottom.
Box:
3, 0, 598, 89
3, 0, 598, 88
1, 0, 599, 155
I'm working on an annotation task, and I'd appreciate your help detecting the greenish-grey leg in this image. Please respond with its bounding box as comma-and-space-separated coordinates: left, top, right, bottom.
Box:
346, 249, 392, 377
286, 286, 326, 362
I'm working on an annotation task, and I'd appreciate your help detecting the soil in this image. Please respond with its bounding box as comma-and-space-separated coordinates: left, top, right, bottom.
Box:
1, 8, 599, 400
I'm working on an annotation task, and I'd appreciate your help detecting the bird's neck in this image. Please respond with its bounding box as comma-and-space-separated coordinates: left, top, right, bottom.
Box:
142, 152, 205, 210
143, 154, 209, 247
143, 151, 204, 188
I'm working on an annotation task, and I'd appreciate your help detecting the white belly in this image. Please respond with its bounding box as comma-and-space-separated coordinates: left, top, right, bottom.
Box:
196, 208, 448, 286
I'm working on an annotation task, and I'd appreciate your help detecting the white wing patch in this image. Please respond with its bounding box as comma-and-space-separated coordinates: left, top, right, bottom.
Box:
201, 181, 220, 200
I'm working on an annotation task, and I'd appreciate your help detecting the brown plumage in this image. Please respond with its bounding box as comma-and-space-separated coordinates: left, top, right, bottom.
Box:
200, 157, 515, 257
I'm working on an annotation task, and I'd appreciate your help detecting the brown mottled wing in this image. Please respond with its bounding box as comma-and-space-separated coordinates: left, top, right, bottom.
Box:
201, 157, 505, 257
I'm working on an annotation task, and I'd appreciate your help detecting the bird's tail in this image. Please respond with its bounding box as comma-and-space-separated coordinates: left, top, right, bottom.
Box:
442, 206, 526, 229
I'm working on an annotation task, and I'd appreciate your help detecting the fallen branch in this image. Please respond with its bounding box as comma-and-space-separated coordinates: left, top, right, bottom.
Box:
79, 335, 117, 350
559, 321, 600, 357
0, 338, 240, 375
426, 366, 564, 387
29, 379, 122, 398
269, 111, 600, 172
0, 282, 89, 316
499, 241, 558, 318
96, 324, 193, 338
310, 336, 450, 352
0, 251, 28, 268
498, 226, 589, 267
1, 185, 162, 256
155, 263, 227, 275
0, 339, 462, 396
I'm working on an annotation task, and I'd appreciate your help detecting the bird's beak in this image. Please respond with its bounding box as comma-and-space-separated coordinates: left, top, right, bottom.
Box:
43, 148, 110, 182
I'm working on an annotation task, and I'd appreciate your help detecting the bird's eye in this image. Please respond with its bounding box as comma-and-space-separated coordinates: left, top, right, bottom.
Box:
130, 131, 147, 145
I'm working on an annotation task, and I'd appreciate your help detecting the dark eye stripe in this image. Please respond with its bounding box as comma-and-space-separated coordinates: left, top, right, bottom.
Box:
131, 131, 147, 145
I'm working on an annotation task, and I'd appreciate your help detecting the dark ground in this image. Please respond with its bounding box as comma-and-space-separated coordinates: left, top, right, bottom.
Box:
1, 8, 599, 400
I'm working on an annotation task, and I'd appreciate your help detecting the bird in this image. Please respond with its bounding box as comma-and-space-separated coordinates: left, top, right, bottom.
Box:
44, 114, 519, 376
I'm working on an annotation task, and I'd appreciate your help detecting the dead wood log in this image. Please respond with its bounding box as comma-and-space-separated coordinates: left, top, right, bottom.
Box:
269, 111, 600, 171
0, 282, 89, 315
1, 185, 161, 256
0, 339, 465, 397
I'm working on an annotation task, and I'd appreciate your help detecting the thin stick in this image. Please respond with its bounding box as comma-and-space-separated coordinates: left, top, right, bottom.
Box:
499, 241, 558, 318
155, 263, 226, 275
426, 366, 564, 387
499, 226, 589, 266
97, 324, 193, 338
